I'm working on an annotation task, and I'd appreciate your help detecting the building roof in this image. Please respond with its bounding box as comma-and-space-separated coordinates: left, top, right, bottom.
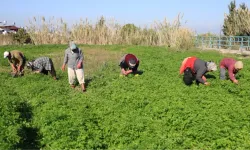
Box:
0, 25, 20, 31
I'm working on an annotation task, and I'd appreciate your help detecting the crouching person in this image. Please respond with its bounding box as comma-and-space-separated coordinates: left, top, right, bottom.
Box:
220, 58, 243, 84
4, 50, 26, 77
119, 54, 140, 76
61, 42, 86, 92
179, 56, 217, 86
27, 57, 57, 80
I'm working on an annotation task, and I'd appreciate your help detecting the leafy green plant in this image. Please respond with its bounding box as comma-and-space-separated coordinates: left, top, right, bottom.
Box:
0, 44, 250, 149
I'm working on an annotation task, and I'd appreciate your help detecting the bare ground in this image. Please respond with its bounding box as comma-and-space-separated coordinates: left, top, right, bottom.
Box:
0, 48, 123, 76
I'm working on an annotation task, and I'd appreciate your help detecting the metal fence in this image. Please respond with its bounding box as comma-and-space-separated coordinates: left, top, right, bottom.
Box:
195, 36, 250, 50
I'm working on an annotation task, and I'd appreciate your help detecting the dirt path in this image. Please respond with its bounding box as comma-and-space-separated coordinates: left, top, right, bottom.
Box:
201, 48, 250, 59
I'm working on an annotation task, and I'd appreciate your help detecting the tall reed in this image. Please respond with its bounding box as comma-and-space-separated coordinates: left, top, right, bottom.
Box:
0, 35, 15, 45
25, 14, 195, 49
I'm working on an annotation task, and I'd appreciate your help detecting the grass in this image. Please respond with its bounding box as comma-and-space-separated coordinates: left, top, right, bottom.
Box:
0, 44, 250, 149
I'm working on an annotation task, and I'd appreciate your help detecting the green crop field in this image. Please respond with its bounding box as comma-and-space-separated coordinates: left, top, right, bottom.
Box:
0, 44, 250, 149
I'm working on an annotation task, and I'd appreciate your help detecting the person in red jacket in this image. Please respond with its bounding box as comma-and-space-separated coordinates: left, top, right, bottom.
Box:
220, 58, 243, 84
119, 54, 139, 76
179, 56, 217, 85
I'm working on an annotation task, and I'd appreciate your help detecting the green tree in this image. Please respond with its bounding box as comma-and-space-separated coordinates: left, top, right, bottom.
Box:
120, 24, 140, 45
223, 1, 250, 36
121, 24, 139, 36
237, 5, 250, 36
12, 28, 32, 44
223, 0, 238, 36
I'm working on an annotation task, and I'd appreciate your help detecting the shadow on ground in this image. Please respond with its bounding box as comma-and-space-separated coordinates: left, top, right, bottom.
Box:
15, 102, 41, 149
205, 74, 216, 79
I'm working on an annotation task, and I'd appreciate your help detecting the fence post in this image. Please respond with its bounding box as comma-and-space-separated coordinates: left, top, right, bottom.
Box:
195, 36, 199, 48
248, 37, 250, 50
229, 36, 232, 49
219, 36, 221, 49
209, 37, 212, 48
241, 37, 244, 50
202, 36, 204, 49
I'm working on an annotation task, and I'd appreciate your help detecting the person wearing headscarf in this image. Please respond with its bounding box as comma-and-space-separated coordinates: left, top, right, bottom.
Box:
179, 56, 217, 85
220, 58, 243, 84
3, 50, 26, 77
61, 41, 86, 92
119, 54, 140, 76
27, 57, 57, 80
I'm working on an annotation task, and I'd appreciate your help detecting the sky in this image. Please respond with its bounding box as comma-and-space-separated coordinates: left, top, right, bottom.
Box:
1, 0, 250, 34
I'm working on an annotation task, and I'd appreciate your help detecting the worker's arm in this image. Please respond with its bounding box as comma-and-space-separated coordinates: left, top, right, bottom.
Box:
8, 59, 17, 72
16, 52, 24, 72
77, 49, 83, 69
62, 50, 68, 71
202, 76, 207, 82
228, 66, 236, 82
196, 68, 207, 84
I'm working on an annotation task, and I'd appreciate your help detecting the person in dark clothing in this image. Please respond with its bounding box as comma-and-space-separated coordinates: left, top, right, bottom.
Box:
119, 54, 140, 76
179, 57, 217, 86
27, 57, 57, 80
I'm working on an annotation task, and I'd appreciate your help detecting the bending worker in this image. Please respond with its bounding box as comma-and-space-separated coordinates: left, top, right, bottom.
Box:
4, 50, 26, 77
119, 53, 139, 76
179, 56, 217, 86
220, 58, 243, 84
27, 57, 57, 80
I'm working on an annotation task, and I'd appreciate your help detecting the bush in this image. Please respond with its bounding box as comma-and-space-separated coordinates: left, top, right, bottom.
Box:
121, 24, 139, 36
12, 29, 32, 44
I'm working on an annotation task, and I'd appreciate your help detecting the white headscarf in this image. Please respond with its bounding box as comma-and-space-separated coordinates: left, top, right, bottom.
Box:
207, 61, 217, 71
